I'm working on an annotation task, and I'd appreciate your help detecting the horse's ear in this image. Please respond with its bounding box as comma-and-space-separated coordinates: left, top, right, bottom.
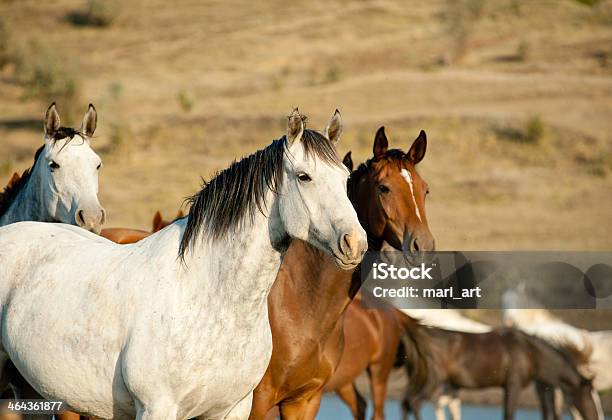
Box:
325, 109, 342, 144
80, 104, 97, 137
176, 209, 185, 219
408, 130, 427, 164
373, 126, 388, 159
287, 108, 304, 146
44, 102, 60, 136
342, 151, 353, 171
152, 211, 163, 232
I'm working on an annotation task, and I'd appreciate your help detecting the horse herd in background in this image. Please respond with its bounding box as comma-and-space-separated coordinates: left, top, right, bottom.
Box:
0, 103, 608, 420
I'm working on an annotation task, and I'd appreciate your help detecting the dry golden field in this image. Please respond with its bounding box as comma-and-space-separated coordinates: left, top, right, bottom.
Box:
1, 0, 611, 250
1, 0, 612, 414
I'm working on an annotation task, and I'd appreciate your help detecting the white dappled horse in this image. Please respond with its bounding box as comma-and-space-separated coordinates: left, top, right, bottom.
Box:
0, 103, 105, 232
0, 109, 367, 419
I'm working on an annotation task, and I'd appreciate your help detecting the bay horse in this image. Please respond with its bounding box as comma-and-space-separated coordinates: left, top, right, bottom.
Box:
321, 127, 435, 420
397, 312, 603, 420
100, 209, 184, 243
0, 108, 367, 419
248, 126, 434, 420
0, 103, 105, 232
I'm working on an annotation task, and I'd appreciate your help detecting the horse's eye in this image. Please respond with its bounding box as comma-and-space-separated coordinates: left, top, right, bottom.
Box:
426, 188, 430, 195
297, 173, 312, 182
97, 162, 103, 171
378, 184, 390, 193
49, 161, 60, 170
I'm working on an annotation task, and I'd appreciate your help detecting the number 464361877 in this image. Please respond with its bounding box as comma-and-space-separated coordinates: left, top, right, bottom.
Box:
2, 400, 64, 414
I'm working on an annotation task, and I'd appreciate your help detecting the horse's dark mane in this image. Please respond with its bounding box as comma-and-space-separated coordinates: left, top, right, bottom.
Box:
517, 329, 591, 384
50, 127, 85, 142
0, 146, 44, 218
179, 128, 342, 259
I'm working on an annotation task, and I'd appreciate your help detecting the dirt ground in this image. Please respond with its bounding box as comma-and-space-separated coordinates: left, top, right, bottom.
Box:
1, 0, 611, 414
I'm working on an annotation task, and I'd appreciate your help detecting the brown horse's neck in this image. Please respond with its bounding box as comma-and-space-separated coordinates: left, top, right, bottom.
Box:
270, 240, 358, 336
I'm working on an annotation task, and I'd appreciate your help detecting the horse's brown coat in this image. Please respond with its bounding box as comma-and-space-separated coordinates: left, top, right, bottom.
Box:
397, 312, 601, 420
248, 128, 434, 420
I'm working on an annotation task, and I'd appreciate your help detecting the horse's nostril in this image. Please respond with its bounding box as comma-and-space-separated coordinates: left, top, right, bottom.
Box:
413, 238, 420, 252
340, 231, 360, 260
343, 234, 351, 250
76, 209, 85, 226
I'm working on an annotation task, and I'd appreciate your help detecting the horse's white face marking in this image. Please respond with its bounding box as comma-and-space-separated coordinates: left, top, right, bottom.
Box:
41, 136, 105, 232
400, 168, 422, 222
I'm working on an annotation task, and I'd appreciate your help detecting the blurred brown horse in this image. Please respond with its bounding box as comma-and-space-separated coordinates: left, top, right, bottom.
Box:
248, 127, 434, 419
322, 127, 435, 420
397, 312, 603, 420
100, 209, 184, 243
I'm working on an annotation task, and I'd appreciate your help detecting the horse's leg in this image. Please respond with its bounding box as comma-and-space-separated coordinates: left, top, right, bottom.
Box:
366, 362, 392, 420
56, 413, 81, 420
400, 397, 410, 420
248, 387, 275, 420
0, 356, 21, 420
535, 382, 556, 420
17, 379, 52, 420
277, 391, 322, 420
434, 396, 446, 420
135, 399, 179, 420
448, 396, 461, 420
335, 383, 366, 420
503, 380, 520, 420
224, 392, 253, 420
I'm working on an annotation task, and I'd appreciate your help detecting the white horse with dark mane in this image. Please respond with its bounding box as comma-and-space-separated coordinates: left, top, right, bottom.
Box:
0, 109, 366, 419
0, 103, 105, 232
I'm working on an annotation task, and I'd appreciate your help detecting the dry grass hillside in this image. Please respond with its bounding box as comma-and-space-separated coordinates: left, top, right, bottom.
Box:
0, 0, 611, 250
1, 0, 612, 414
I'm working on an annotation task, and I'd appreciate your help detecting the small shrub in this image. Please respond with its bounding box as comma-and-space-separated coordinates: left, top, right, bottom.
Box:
65, 0, 120, 28
177, 90, 194, 113
107, 122, 132, 156
15, 45, 82, 124
324, 64, 342, 84
573, 0, 600, 6
517, 41, 530, 61
108, 81, 123, 101
0, 17, 12, 68
445, 0, 486, 63
524, 116, 545, 144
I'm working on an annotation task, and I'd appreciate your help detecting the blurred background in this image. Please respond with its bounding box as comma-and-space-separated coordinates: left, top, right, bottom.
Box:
0, 0, 611, 418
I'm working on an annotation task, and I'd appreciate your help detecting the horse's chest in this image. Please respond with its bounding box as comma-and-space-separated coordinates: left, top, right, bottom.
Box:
135, 310, 274, 417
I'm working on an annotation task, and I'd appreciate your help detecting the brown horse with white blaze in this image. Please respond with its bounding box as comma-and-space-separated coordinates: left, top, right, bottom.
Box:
248, 126, 434, 420
323, 126, 435, 420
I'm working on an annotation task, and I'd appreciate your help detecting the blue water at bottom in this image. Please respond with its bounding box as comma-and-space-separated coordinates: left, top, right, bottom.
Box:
317, 395, 611, 419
